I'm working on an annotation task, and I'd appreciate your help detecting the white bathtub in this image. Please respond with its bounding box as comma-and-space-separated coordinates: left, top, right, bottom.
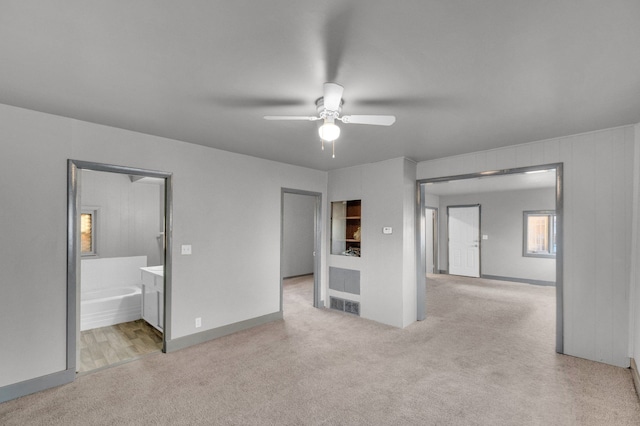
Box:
80, 286, 142, 331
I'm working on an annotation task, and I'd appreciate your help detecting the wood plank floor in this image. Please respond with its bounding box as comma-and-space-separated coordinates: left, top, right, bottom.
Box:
79, 319, 162, 373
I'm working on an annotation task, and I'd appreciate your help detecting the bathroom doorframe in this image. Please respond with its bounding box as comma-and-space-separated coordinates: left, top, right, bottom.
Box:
280, 188, 323, 310
67, 160, 173, 374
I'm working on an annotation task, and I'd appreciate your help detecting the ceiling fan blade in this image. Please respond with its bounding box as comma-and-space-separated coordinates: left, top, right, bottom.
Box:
212, 97, 307, 108
263, 116, 320, 121
323, 5, 354, 82
323, 83, 344, 111
340, 115, 396, 126
355, 96, 459, 108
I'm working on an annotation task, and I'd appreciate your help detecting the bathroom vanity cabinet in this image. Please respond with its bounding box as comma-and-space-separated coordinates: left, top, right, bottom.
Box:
140, 266, 164, 332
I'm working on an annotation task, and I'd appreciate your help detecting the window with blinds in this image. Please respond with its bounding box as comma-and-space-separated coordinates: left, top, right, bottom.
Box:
81, 210, 96, 256
523, 210, 556, 258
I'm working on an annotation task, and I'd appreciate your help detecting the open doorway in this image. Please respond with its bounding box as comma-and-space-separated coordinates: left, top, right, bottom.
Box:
280, 189, 322, 314
417, 163, 563, 353
67, 160, 172, 375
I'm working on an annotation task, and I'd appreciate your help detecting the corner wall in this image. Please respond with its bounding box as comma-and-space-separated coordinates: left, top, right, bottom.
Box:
418, 125, 635, 367
328, 158, 417, 328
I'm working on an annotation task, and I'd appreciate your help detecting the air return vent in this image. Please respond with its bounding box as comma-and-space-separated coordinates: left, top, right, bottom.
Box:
330, 296, 360, 316
330, 297, 344, 311
344, 300, 360, 315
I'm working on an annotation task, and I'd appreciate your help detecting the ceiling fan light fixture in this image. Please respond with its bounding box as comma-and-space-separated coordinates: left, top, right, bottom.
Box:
264, 83, 395, 152
318, 119, 340, 141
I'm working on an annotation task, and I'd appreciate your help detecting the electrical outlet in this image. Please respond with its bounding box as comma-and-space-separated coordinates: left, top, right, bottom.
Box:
195, 317, 202, 328
181, 244, 192, 255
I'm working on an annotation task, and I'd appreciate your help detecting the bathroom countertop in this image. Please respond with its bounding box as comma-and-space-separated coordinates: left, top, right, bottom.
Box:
140, 266, 164, 276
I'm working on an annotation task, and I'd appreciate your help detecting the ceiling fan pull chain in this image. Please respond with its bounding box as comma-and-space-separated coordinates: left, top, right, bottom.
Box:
332, 141, 335, 158
321, 139, 325, 150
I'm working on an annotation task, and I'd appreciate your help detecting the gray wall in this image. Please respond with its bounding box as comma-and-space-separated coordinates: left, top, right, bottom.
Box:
0, 103, 327, 389
437, 187, 556, 282
328, 158, 417, 328
631, 122, 640, 367
81, 170, 163, 266
418, 125, 635, 368
282, 193, 315, 278
1, 98, 638, 395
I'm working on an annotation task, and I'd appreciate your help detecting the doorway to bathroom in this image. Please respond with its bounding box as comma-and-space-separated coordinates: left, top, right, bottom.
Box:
280, 189, 322, 314
68, 160, 173, 375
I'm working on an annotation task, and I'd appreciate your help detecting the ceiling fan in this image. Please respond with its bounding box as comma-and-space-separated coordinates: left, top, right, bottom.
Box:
264, 83, 396, 157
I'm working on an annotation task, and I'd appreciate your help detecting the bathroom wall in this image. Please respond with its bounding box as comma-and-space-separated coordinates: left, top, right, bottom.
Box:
81, 170, 163, 266
81, 256, 148, 293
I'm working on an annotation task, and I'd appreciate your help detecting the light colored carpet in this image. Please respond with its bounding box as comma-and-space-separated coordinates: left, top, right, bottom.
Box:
1, 274, 639, 425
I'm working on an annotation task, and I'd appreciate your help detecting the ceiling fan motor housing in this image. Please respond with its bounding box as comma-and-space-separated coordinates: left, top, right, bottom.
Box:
316, 97, 343, 120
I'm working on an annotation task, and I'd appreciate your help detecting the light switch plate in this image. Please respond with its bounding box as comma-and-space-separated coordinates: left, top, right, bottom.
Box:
482, 235, 489, 240
382, 227, 393, 234
181, 244, 192, 255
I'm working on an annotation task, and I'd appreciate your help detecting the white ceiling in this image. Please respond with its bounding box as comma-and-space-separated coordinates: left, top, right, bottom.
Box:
2, 1, 640, 171
423, 169, 556, 196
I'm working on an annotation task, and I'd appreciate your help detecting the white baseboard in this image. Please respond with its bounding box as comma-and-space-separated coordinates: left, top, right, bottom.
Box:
631, 358, 640, 400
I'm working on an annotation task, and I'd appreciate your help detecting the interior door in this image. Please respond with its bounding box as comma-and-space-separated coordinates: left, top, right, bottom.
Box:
448, 205, 480, 277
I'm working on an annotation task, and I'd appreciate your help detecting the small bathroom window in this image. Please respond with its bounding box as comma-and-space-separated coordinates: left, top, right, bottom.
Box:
523, 210, 556, 258
81, 209, 97, 256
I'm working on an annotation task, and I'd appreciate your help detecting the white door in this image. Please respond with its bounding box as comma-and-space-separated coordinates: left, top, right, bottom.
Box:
448, 205, 480, 277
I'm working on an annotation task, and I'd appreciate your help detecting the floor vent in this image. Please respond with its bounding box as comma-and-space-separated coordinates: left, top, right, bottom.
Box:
330, 296, 360, 316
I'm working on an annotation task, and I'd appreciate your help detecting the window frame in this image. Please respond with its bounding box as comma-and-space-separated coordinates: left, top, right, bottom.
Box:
523, 210, 556, 259
80, 208, 98, 257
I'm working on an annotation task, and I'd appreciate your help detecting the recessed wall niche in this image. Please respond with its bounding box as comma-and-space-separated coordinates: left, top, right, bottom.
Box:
331, 199, 361, 257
